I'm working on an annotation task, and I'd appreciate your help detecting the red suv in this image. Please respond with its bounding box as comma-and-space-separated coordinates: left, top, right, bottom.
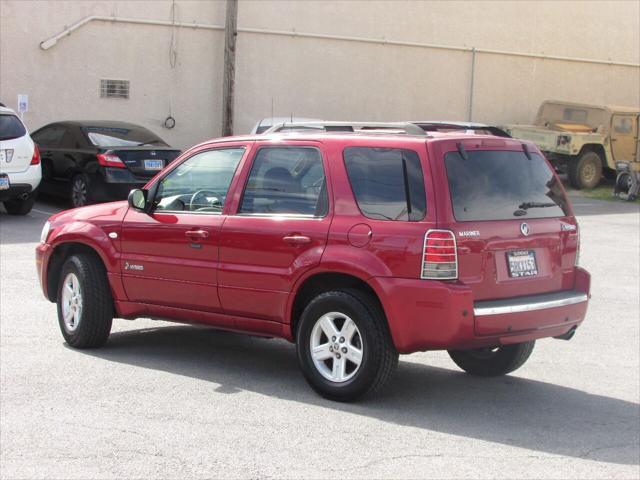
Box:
36, 131, 590, 401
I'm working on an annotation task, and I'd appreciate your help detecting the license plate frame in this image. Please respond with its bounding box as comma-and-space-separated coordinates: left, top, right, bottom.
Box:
0, 173, 10, 191
507, 250, 538, 278
144, 159, 164, 171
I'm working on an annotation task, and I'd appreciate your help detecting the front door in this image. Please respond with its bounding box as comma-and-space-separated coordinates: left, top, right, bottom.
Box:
218, 144, 331, 322
611, 114, 639, 163
120, 146, 246, 313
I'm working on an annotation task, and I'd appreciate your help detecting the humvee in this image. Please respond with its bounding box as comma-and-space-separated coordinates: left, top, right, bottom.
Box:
504, 100, 639, 189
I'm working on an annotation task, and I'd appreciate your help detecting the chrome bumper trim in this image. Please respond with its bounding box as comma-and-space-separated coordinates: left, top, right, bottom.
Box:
474, 291, 588, 316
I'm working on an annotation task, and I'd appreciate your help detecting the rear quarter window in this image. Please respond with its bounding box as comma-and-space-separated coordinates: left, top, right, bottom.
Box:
445, 150, 569, 221
0, 114, 27, 141
344, 147, 426, 221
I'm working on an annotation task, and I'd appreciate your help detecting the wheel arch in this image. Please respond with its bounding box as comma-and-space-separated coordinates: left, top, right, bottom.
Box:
46, 241, 111, 303
577, 144, 606, 162
287, 270, 390, 343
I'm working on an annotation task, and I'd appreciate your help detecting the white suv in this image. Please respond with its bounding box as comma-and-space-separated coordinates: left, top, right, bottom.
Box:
0, 105, 41, 215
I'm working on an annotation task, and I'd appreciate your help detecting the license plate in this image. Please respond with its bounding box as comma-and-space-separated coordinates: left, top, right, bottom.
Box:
0, 174, 10, 191
144, 159, 164, 170
507, 250, 538, 278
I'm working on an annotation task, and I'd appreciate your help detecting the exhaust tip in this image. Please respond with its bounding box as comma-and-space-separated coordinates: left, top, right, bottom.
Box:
554, 326, 577, 341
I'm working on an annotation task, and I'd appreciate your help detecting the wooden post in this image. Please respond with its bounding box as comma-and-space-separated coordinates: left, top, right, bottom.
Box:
222, 0, 238, 136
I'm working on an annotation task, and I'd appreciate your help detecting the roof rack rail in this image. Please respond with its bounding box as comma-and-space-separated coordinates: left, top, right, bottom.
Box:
262, 121, 427, 136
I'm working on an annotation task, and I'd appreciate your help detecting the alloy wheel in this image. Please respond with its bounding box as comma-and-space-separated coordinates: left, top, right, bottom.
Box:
310, 312, 363, 383
61, 272, 83, 332
72, 177, 87, 207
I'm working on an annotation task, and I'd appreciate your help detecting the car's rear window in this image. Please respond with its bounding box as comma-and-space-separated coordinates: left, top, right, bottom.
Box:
444, 150, 569, 221
82, 125, 168, 147
0, 114, 27, 141
344, 147, 426, 221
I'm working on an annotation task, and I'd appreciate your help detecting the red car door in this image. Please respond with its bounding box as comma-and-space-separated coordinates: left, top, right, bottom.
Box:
120, 146, 248, 313
218, 142, 332, 322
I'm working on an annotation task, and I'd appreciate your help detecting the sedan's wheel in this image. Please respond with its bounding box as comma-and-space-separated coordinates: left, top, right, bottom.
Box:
56, 254, 113, 348
448, 341, 535, 377
70, 174, 91, 208
310, 312, 363, 383
297, 290, 398, 402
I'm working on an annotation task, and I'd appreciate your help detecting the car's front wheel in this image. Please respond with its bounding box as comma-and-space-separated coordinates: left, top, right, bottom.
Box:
448, 341, 535, 376
3, 194, 35, 215
296, 290, 398, 402
57, 254, 113, 348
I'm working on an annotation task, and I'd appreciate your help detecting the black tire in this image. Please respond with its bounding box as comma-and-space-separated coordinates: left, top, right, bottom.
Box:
3, 194, 35, 215
568, 152, 602, 190
70, 173, 92, 208
296, 290, 398, 402
448, 341, 535, 377
56, 254, 113, 348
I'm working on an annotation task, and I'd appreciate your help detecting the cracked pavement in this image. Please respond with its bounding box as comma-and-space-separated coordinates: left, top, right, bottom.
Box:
1, 195, 638, 479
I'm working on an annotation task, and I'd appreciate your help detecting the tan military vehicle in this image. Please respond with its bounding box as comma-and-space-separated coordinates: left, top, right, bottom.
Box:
505, 101, 639, 189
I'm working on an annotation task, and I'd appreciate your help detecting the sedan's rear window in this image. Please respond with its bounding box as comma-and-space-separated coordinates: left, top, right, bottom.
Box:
82, 125, 168, 147
445, 150, 569, 221
0, 114, 27, 141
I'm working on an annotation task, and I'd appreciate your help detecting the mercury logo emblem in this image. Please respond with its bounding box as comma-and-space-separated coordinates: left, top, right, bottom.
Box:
520, 223, 530, 236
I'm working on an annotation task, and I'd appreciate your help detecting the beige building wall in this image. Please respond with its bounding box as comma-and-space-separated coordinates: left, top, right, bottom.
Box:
1, 0, 638, 150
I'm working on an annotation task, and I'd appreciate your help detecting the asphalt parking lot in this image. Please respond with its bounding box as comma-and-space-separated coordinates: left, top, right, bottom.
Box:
1, 194, 638, 479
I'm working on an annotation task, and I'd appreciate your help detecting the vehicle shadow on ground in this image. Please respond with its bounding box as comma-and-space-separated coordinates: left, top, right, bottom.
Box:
79, 325, 639, 466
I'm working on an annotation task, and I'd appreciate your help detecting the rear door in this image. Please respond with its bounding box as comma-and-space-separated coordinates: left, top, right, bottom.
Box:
120, 146, 247, 313
430, 138, 579, 302
218, 143, 331, 322
611, 114, 638, 163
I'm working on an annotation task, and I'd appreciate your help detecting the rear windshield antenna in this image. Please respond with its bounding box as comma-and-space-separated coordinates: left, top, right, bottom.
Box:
522, 142, 532, 160
456, 142, 469, 160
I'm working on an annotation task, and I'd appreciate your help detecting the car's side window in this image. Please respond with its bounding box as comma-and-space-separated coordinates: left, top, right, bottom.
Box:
239, 147, 328, 217
344, 147, 426, 221
31, 126, 66, 147
153, 148, 245, 213
612, 115, 636, 135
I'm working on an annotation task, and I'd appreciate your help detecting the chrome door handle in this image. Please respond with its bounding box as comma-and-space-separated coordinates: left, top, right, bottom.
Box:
185, 229, 209, 239
283, 235, 311, 245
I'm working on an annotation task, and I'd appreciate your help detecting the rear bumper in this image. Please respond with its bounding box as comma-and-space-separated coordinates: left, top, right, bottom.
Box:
0, 183, 32, 202
371, 266, 591, 354
92, 167, 152, 201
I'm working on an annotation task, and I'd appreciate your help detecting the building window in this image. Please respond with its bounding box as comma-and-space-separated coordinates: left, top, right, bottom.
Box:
100, 79, 129, 99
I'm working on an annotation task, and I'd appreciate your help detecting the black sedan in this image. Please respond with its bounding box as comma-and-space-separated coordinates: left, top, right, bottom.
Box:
32, 121, 181, 207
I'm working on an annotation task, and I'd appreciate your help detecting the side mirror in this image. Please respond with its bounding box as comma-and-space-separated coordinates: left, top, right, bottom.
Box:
128, 189, 147, 211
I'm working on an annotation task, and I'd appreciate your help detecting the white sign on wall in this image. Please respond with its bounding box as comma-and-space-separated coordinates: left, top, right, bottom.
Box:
17, 94, 28, 113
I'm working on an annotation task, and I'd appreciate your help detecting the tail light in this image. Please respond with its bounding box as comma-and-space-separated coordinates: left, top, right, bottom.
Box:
30, 145, 40, 165
97, 153, 125, 168
575, 223, 581, 266
421, 229, 458, 280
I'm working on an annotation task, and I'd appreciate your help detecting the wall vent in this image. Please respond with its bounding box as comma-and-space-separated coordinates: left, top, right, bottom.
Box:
100, 79, 129, 99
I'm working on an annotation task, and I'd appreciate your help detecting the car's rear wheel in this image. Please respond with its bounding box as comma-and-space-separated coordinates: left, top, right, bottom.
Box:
448, 341, 535, 376
57, 254, 113, 348
296, 290, 398, 402
3, 194, 35, 215
568, 152, 602, 189
70, 174, 92, 208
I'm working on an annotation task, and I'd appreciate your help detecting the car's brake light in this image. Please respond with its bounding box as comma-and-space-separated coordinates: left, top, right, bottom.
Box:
97, 153, 125, 168
575, 223, 580, 266
30, 145, 40, 165
421, 229, 458, 280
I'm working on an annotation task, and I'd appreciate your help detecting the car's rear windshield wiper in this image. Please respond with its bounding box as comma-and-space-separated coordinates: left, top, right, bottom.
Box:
518, 201, 557, 209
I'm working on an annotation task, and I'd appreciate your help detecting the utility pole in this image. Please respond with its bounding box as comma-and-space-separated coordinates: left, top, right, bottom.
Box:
222, 0, 238, 136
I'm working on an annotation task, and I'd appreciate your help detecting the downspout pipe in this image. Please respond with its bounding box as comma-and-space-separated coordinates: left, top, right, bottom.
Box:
39, 15, 640, 69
